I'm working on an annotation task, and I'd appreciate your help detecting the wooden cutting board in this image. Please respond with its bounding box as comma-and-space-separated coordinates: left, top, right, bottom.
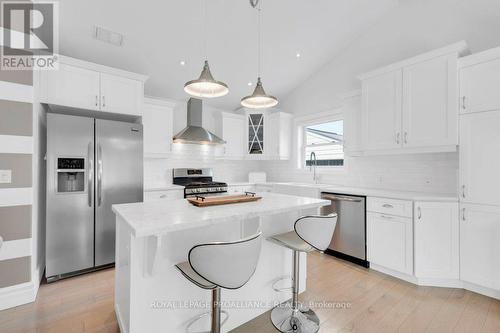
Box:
187, 194, 262, 207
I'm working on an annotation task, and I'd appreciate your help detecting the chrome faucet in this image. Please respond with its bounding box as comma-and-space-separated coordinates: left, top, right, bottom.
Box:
309, 151, 317, 183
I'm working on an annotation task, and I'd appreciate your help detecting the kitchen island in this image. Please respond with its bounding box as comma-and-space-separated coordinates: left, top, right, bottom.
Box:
112, 192, 329, 333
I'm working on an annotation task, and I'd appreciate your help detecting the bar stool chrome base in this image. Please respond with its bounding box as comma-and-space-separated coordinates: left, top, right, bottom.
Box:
271, 301, 320, 333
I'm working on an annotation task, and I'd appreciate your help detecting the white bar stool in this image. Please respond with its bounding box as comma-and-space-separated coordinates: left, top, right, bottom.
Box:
175, 232, 262, 333
268, 214, 338, 333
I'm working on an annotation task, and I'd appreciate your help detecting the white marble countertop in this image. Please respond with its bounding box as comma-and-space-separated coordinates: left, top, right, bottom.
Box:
113, 192, 329, 237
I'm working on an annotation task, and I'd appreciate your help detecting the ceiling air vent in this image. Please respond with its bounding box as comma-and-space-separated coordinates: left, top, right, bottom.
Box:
93, 26, 124, 47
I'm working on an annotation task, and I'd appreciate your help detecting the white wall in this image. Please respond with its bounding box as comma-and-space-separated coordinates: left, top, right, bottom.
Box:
265, 0, 500, 194
282, 0, 500, 116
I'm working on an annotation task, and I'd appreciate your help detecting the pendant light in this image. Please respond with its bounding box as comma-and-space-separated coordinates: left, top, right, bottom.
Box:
241, 0, 278, 109
184, 0, 229, 98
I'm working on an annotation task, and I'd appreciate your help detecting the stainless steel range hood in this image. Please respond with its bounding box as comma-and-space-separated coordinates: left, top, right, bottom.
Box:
173, 98, 226, 145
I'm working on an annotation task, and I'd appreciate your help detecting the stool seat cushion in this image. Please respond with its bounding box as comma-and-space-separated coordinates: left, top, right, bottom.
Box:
268, 231, 315, 253
175, 261, 216, 290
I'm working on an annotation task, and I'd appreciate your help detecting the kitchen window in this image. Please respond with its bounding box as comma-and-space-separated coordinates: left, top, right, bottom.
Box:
302, 119, 344, 167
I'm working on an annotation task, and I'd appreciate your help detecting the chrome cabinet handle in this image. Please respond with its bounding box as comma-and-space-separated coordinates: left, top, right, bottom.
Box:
461, 185, 466, 199
404, 132, 408, 144
382, 204, 394, 209
380, 214, 394, 220
95, 95, 98, 107
322, 194, 363, 202
97, 144, 103, 206
88, 142, 93, 207
396, 132, 400, 144
102, 96, 106, 108
462, 208, 466, 221
160, 194, 167, 199
417, 207, 422, 220
462, 96, 467, 110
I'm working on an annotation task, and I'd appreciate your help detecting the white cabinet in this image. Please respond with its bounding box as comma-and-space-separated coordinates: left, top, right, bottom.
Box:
343, 94, 362, 155
402, 54, 458, 148
45, 63, 101, 111
414, 201, 459, 280
367, 212, 413, 275
460, 204, 500, 291
460, 49, 500, 114
100, 73, 143, 115
267, 112, 292, 160
459, 110, 500, 206
143, 98, 174, 157
221, 112, 246, 159
41, 56, 146, 116
361, 70, 402, 151
359, 42, 467, 154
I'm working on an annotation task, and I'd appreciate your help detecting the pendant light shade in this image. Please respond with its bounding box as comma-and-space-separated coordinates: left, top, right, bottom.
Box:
241, 77, 278, 109
241, 0, 278, 109
184, 60, 229, 98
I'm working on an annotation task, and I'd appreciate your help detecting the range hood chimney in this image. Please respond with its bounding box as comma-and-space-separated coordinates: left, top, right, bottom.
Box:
173, 98, 226, 145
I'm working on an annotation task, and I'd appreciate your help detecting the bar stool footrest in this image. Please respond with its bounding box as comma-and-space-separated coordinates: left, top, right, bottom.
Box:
186, 310, 229, 333
272, 275, 293, 292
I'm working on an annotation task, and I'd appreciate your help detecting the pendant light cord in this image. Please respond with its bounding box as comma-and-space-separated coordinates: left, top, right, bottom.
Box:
203, 0, 208, 60
257, 0, 262, 77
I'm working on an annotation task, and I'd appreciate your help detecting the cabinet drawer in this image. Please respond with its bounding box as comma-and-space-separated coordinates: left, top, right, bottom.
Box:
367, 197, 413, 217
144, 190, 183, 202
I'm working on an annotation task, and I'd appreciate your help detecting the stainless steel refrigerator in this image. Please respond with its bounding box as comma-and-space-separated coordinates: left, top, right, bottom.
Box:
46, 113, 143, 281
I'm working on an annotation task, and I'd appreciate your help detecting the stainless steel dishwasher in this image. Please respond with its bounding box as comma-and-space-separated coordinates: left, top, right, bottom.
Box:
320, 192, 368, 267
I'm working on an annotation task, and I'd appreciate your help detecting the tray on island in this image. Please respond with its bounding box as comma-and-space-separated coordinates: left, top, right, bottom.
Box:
187, 192, 262, 207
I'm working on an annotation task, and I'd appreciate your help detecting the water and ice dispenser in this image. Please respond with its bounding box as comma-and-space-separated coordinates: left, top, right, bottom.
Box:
56, 158, 85, 193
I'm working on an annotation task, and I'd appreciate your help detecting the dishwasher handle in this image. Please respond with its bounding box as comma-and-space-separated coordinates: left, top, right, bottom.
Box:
321, 194, 363, 203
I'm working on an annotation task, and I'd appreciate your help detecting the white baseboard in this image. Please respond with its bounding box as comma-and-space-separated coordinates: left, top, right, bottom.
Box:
115, 303, 128, 333
370, 264, 500, 300
0, 267, 42, 311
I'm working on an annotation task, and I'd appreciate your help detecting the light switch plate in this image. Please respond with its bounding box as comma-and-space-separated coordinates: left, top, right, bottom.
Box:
0, 170, 12, 184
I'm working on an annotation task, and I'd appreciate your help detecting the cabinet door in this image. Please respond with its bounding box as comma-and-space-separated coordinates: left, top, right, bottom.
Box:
222, 115, 246, 159
100, 73, 142, 116
46, 63, 100, 110
367, 212, 413, 275
143, 102, 173, 156
402, 54, 458, 147
361, 70, 402, 151
343, 94, 362, 154
460, 58, 500, 114
414, 202, 459, 279
460, 204, 500, 290
460, 111, 500, 206
247, 113, 265, 156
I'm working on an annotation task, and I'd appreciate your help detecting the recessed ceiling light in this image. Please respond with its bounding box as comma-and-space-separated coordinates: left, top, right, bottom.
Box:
180, 60, 186, 66
296, 53, 301, 58
247, 82, 253, 86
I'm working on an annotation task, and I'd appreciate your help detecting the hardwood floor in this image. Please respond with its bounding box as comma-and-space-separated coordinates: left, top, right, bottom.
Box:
1, 252, 499, 333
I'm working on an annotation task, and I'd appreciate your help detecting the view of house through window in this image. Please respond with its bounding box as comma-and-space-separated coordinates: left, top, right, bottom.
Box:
304, 120, 344, 167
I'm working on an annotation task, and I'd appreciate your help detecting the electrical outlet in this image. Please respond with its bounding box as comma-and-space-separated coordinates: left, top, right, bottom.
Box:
0, 170, 12, 184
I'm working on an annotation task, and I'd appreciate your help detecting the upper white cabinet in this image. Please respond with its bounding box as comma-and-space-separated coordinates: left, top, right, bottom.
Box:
267, 112, 292, 160
414, 201, 459, 280
460, 203, 500, 291
402, 54, 458, 148
361, 70, 402, 151
359, 41, 468, 154
44, 63, 101, 111
343, 93, 363, 155
142, 98, 175, 157
460, 110, 500, 206
221, 112, 246, 159
100, 73, 143, 115
40, 56, 147, 116
460, 47, 500, 114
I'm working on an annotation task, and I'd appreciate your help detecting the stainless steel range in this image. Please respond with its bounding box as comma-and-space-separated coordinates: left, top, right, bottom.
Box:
173, 168, 228, 198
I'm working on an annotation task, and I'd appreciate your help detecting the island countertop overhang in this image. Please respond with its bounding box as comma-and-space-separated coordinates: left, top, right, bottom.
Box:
112, 192, 330, 237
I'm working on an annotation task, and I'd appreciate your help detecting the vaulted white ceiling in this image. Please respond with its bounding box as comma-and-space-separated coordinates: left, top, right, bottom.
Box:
59, 0, 399, 110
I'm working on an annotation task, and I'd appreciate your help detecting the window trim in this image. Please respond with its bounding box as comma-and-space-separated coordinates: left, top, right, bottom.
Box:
296, 110, 345, 171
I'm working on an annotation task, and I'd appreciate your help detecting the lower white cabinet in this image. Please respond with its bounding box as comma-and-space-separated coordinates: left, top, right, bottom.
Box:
367, 212, 413, 275
144, 190, 183, 202
460, 203, 500, 291
414, 202, 459, 280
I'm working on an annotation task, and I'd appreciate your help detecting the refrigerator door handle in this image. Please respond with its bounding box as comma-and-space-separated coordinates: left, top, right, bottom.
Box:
87, 142, 93, 207
97, 143, 103, 206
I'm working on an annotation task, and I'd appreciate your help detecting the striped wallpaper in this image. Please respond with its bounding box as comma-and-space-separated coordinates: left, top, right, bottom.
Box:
0, 71, 34, 290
